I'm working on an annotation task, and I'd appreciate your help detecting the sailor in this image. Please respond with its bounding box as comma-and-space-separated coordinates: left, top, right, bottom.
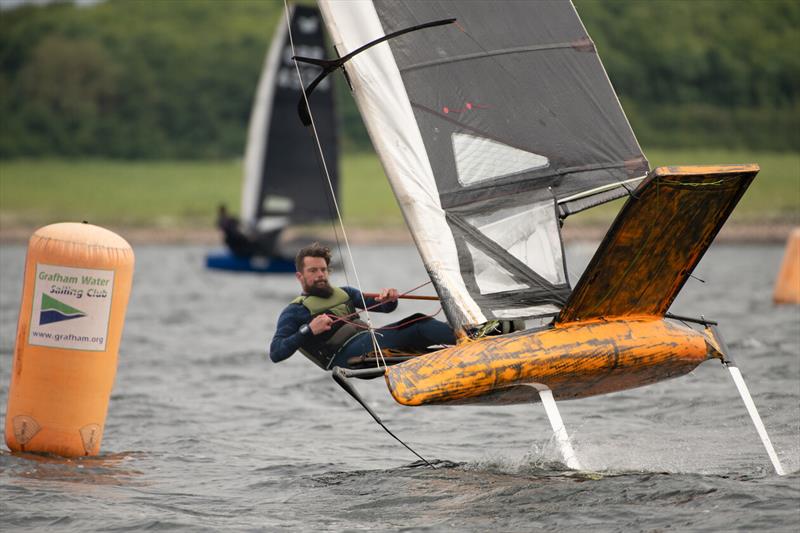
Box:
269, 242, 456, 370
217, 204, 283, 258
217, 204, 257, 257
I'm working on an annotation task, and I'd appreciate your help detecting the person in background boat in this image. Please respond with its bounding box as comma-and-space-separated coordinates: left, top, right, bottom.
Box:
217, 204, 282, 258
269, 242, 456, 370
217, 204, 255, 257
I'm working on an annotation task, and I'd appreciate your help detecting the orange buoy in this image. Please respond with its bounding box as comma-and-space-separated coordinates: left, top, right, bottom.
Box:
773, 227, 800, 304
4, 222, 134, 457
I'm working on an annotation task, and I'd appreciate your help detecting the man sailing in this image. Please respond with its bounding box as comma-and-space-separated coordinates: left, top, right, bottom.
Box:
269, 242, 455, 370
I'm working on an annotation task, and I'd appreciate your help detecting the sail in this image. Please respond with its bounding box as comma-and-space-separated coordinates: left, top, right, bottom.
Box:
318, 0, 647, 329
241, 4, 338, 232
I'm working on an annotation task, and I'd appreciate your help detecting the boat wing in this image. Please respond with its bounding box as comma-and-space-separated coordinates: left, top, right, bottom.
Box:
318, 0, 647, 330
556, 165, 759, 324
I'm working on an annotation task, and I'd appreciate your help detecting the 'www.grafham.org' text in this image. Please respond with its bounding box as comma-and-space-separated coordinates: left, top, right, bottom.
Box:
31, 330, 104, 344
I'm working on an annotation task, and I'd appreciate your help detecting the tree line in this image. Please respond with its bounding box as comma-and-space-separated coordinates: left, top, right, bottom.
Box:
0, 0, 797, 159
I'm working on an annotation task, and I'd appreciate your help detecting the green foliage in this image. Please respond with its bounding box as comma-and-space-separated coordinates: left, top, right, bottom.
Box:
1, 149, 796, 230
0, 0, 798, 158
568, 148, 800, 226
340, 151, 402, 227
576, 0, 800, 150
0, 158, 241, 227
0, 0, 282, 158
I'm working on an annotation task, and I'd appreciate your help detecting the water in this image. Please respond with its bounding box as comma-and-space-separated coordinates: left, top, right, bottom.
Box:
1, 242, 799, 531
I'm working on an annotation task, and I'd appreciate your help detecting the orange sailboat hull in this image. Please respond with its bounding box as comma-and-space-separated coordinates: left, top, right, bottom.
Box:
385, 318, 720, 406
382, 165, 756, 407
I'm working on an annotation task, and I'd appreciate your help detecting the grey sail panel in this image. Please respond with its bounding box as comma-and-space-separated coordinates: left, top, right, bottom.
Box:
372, 0, 646, 211
244, 5, 338, 228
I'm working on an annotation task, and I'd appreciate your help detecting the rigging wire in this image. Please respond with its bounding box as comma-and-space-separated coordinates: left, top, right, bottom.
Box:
283, 1, 387, 368
328, 287, 445, 338
314, 280, 438, 331
334, 308, 444, 336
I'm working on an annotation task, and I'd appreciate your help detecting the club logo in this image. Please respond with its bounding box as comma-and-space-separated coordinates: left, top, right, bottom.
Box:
39, 293, 87, 325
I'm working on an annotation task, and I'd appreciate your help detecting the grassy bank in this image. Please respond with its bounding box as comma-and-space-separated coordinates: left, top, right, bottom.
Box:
0, 155, 397, 230
0, 149, 797, 231
570, 149, 800, 226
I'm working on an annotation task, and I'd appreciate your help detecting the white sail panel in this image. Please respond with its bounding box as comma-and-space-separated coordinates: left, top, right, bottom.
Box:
466, 243, 528, 294
452, 132, 549, 186
318, 0, 486, 328
464, 200, 566, 286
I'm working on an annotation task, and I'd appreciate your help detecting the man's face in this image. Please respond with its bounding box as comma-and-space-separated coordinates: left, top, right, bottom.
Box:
296, 256, 332, 297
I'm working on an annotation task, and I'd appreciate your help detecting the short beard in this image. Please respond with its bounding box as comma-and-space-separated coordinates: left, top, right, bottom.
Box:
306, 282, 333, 298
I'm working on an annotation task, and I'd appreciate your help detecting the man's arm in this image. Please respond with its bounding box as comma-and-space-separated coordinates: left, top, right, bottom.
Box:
269, 305, 311, 362
344, 286, 398, 313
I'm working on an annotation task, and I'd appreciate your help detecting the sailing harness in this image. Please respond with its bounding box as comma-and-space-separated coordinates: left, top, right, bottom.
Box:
293, 287, 369, 370
293, 284, 444, 370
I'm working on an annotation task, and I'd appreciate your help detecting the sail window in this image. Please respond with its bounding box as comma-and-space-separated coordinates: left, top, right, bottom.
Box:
262, 195, 294, 214
466, 243, 529, 294
464, 200, 566, 286
452, 132, 549, 186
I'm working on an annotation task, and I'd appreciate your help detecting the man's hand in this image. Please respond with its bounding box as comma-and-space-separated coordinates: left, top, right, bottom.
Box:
308, 314, 334, 335
375, 288, 399, 303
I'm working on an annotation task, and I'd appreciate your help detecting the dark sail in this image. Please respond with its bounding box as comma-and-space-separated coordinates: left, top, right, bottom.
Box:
241, 4, 338, 230
319, 0, 646, 328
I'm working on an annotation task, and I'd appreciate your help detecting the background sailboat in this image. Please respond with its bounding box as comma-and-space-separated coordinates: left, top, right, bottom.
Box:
303, 0, 783, 473
207, 4, 338, 273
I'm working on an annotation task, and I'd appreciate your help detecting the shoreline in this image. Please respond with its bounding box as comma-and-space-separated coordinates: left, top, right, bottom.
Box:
0, 222, 796, 246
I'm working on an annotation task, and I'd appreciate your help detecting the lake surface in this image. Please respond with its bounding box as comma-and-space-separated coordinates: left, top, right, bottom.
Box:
1, 242, 799, 531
